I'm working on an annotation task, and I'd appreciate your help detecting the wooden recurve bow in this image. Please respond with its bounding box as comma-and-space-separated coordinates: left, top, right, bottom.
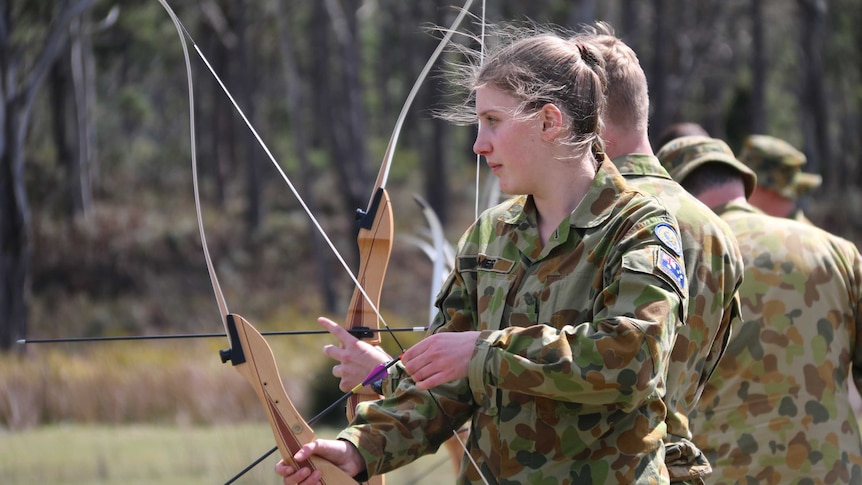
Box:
159, 2, 354, 483
161, 0, 486, 483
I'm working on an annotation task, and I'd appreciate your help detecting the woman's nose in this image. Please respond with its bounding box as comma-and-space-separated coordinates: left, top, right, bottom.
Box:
473, 133, 489, 155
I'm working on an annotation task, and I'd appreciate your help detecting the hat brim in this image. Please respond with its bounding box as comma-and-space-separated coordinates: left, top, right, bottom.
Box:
794, 172, 822, 195
670, 152, 758, 199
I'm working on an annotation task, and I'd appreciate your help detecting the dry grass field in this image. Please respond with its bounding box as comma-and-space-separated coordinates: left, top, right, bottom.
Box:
0, 423, 457, 485
0, 340, 458, 484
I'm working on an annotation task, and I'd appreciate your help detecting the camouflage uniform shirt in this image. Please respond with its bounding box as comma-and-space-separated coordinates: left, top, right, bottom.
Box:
339, 160, 688, 484
614, 154, 745, 483
691, 199, 862, 485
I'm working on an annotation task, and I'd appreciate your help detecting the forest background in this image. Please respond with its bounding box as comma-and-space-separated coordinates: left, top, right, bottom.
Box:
1, 0, 861, 483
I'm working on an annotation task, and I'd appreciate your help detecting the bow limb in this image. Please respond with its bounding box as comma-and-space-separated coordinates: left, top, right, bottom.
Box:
342, 0, 476, 408
342, 4, 480, 485
157, 2, 353, 483
342, 0, 479, 365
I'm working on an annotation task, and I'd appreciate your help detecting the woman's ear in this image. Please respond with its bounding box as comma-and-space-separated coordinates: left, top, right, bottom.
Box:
539, 103, 564, 141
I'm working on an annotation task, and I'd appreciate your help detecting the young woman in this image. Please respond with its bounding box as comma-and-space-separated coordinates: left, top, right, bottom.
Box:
277, 25, 688, 485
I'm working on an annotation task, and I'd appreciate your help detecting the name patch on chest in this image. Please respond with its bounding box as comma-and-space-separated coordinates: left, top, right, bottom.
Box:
458, 253, 515, 273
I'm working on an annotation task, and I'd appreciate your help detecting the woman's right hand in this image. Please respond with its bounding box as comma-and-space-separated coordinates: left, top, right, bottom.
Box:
319, 317, 390, 393
274, 439, 366, 485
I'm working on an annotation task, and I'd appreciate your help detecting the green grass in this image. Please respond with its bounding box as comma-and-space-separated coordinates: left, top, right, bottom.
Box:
0, 423, 457, 485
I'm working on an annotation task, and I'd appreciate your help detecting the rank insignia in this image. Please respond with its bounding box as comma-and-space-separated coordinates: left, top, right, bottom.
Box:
655, 222, 683, 257
658, 249, 686, 291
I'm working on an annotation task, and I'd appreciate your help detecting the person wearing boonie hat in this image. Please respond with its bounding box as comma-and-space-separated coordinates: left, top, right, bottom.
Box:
741, 135, 862, 418
657, 135, 862, 485
657, 135, 757, 199
738, 134, 820, 225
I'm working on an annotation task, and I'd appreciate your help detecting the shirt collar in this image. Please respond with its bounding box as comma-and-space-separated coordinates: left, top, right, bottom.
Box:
500, 157, 631, 231
612, 153, 673, 180
713, 198, 764, 216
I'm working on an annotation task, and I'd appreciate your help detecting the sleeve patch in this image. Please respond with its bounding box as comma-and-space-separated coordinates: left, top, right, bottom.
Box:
655, 222, 683, 257
657, 248, 686, 292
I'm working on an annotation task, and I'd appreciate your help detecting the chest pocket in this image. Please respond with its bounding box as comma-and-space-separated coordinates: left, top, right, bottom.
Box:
535, 270, 596, 329
459, 253, 516, 331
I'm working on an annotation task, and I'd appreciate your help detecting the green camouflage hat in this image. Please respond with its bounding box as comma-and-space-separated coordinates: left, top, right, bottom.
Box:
656, 135, 757, 198
738, 134, 806, 198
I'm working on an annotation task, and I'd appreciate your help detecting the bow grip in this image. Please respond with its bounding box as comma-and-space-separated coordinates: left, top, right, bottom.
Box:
223, 314, 357, 485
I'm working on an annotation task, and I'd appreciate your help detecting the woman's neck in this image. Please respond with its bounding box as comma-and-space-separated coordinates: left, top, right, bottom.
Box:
533, 159, 596, 244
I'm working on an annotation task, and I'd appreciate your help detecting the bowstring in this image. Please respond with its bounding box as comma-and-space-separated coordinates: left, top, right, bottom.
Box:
474, 0, 487, 220
165, 16, 397, 348
155, 0, 230, 342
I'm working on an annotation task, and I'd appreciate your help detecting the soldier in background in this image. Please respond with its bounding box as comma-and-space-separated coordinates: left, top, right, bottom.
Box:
738, 134, 821, 225
740, 134, 862, 416
577, 24, 744, 485
658, 135, 862, 485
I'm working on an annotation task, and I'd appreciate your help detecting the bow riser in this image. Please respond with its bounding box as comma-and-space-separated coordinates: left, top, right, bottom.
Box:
223, 313, 355, 485
346, 189, 393, 485
345, 187, 393, 428
345, 187, 394, 349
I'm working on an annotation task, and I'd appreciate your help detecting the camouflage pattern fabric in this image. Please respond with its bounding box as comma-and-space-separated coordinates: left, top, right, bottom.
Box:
690, 199, 862, 485
613, 154, 745, 484
738, 134, 807, 198
339, 160, 688, 485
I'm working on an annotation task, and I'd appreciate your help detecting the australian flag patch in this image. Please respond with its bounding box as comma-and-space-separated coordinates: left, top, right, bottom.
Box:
657, 248, 686, 292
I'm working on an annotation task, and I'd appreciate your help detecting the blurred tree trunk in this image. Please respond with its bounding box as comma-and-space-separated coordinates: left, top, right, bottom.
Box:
198, 0, 238, 209
373, 0, 398, 134
619, 0, 643, 47
48, 21, 94, 219
403, 1, 428, 156
49, 60, 79, 216
0, 0, 97, 351
49, 14, 96, 221
797, 0, 830, 186
421, 1, 449, 226
847, 4, 862, 189
701, 2, 743, 141
701, 74, 724, 137
69, 15, 96, 218
276, 2, 338, 313
322, 0, 368, 220
649, 0, 671, 145
749, 0, 767, 134
309, 2, 330, 154
233, 0, 263, 234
